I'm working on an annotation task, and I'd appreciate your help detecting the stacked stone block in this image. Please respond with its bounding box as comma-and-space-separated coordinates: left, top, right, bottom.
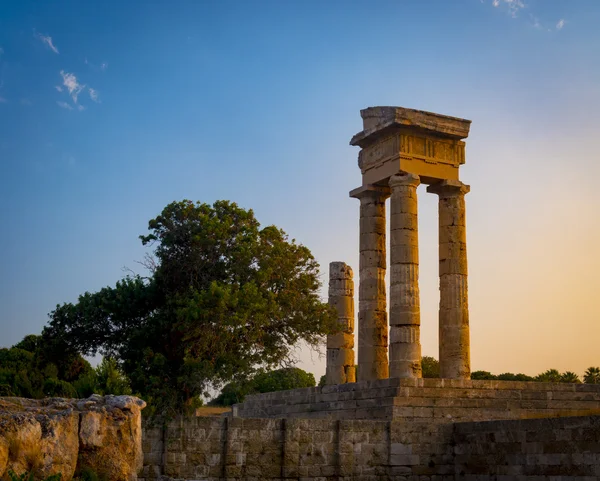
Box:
427, 180, 471, 379
453, 415, 600, 479
353, 187, 390, 382
388, 173, 422, 379
325, 261, 356, 385
142, 413, 600, 480
234, 378, 600, 422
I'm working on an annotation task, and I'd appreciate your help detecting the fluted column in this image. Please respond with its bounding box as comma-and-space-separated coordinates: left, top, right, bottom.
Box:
326, 262, 356, 385
351, 187, 389, 381
427, 180, 471, 379
389, 173, 422, 378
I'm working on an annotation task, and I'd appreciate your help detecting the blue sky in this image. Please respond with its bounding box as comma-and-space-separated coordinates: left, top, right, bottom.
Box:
1, 0, 599, 379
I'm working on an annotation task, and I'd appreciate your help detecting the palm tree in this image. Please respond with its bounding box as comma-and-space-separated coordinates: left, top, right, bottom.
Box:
583, 367, 600, 384
560, 371, 581, 383
535, 369, 562, 383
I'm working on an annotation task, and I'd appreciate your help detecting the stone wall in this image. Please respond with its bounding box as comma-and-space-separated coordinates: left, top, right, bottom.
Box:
453, 415, 600, 479
141, 415, 600, 480
234, 378, 600, 422
141, 416, 455, 480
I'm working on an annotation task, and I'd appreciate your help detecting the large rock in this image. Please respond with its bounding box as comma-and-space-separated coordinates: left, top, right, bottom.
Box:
0, 395, 146, 481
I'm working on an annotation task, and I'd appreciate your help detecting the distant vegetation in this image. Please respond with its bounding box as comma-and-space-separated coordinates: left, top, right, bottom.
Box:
0, 334, 131, 399
421, 357, 600, 384
317, 357, 599, 387
210, 367, 316, 406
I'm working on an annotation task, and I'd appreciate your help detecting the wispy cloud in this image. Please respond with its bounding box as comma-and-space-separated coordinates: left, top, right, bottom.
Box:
100, 62, 108, 71
59, 70, 85, 103
57, 101, 73, 110
55, 85, 63, 92
491, 0, 526, 18
0, 97, 7, 103
88, 88, 99, 103
0, 47, 4, 56
556, 19, 565, 30
77, 104, 85, 111
37, 33, 59, 54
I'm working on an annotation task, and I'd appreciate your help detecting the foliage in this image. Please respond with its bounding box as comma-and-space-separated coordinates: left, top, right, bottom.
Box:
0, 334, 132, 400
421, 356, 440, 378
211, 367, 316, 406
559, 371, 581, 383
7, 470, 61, 481
469, 367, 584, 383
470, 370, 496, 380
534, 369, 562, 383
0, 335, 93, 399
584, 366, 600, 384
496, 372, 534, 381
44, 200, 336, 415
73, 467, 106, 481
253, 367, 315, 393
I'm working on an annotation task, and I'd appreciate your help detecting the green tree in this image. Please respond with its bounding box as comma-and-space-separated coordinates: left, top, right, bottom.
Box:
253, 367, 315, 393
535, 369, 562, 383
471, 371, 496, 380
45, 200, 335, 415
497, 372, 534, 382
560, 371, 581, 383
0, 335, 94, 399
583, 366, 600, 384
211, 367, 316, 406
421, 356, 439, 378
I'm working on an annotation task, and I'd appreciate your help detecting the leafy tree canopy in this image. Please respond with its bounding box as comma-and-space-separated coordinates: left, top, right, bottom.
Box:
584, 367, 600, 384
0, 334, 94, 398
211, 367, 316, 406
44, 200, 335, 416
421, 356, 440, 378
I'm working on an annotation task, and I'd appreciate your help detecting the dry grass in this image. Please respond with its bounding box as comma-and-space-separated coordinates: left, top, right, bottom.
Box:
195, 406, 231, 417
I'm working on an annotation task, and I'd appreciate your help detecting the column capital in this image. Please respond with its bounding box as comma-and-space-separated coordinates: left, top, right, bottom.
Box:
427, 179, 470, 197
349, 184, 390, 200
389, 172, 420, 189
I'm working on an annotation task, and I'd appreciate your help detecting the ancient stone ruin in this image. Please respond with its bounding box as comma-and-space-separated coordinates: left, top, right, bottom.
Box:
131, 105, 600, 480
329, 106, 472, 385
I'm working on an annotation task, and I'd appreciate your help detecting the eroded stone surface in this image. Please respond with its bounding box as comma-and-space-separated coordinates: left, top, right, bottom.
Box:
389, 173, 422, 379
427, 180, 471, 379
326, 261, 356, 385
0, 395, 146, 481
351, 187, 390, 382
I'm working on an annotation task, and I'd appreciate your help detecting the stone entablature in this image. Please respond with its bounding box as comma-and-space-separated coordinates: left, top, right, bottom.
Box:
351, 106, 471, 186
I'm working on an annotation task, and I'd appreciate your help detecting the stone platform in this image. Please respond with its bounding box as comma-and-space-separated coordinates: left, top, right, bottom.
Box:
233, 378, 600, 422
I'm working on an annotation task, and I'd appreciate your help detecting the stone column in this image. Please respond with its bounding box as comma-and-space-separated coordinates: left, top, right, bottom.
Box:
351, 187, 389, 382
389, 173, 422, 378
427, 180, 471, 379
326, 262, 356, 385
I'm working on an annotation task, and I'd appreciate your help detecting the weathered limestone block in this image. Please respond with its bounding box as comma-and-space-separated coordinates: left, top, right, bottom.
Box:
0, 395, 146, 481
326, 262, 356, 385
0, 398, 80, 480
427, 179, 471, 379
78, 395, 146, 481
350, 187, 390, 382
389, 173, 422, 379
